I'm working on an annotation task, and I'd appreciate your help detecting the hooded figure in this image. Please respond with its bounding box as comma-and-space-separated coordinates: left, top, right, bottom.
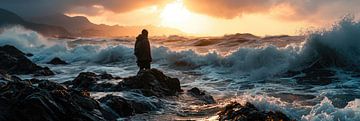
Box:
134, 29, 152, 71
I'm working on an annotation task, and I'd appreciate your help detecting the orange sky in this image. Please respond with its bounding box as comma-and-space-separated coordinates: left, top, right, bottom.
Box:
60, 0, 358, 36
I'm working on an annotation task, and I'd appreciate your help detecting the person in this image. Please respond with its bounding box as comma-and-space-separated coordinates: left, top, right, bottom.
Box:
134, 29, 152, 71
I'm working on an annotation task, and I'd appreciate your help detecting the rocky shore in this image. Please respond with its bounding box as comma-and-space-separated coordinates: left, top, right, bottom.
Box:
0, 45, 293, 121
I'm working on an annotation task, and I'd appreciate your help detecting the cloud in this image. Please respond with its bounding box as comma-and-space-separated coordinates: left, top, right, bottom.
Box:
183, 0, 275, 19
183, 0, 360, 22
1, 0, 359, 25
0, 0, 170, 17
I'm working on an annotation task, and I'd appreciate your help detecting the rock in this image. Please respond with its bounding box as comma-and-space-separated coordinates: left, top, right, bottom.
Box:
116, 68, 182, 97
47, 57, 68, 65
98, 94, 161, 117
71, 69, 181, 96
25, 53, 33, 57
34, 67, 55, 76
0, 45, 54, 76
218, 102, 292, 121
73, 72, 98, 90
99, 72, 114, 80
0, 77, 110, 121
187, 87, 216, 104
98, 95, 135, 117
72, 72, 120, 91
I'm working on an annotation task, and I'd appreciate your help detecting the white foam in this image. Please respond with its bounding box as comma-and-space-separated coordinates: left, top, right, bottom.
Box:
302, 97, 360, 121
2, 17, 360, 79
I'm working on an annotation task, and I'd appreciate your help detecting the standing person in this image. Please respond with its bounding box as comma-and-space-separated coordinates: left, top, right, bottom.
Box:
134, 29, 152, 71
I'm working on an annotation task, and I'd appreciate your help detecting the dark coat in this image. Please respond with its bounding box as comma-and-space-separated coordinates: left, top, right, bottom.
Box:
134, 34, 152, 62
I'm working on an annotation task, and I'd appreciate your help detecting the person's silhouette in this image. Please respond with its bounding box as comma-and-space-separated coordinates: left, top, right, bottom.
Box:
134, 29, 152, 72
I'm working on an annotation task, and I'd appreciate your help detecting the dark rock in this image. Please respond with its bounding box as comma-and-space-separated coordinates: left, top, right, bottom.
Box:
34, 67, 55, 76
73, 72, 98, 90
92, 83, 116, 92
71, 72, 120, 91
25, 53, 33, 57
116, 68, 182, 97
47, 57, 68, 65
0, 45, 54, 76
99, 72, 113, 80
99, 94, 161, 117
187, 87, 216, 104
0, 77, 110, 121
98, 95, 135, 117
218, 102, 292, 121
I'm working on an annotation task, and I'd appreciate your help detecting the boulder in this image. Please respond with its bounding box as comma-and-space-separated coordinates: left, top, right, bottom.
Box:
98, 94, 162, 117
73, 72, 98, 90
187, 87, 216, 104
71, 72, 120, 91
47, 57, 68, 65
98, 95, 135, 117
0, 77, 110, 121
218, 102, 292, 121
116, 68, 182, 97
0, 45, 54, 76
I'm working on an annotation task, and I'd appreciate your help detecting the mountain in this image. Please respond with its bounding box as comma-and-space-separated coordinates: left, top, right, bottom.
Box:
28, 13, 185, 37
0, 8, 71, 37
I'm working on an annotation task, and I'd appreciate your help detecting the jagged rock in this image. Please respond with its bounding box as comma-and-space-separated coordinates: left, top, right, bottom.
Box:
98, 94, 161, 117
0, 76, 110, 121
71, 72, 119, 91
218, 102, 292, 121
98, 95, 135, 117
73, 72, 98, 89
116, 68, 182, 97
0, 45, 54, 76
47, 57, 68, 65
187, 87, 216, 104
71, 69, 181, 97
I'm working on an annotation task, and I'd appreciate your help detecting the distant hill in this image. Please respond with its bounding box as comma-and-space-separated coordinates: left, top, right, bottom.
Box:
28, 13, 185, 37
0, 8, 71, 37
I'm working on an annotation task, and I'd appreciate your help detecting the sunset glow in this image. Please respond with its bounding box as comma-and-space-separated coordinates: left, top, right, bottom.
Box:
42, 0, 358, 36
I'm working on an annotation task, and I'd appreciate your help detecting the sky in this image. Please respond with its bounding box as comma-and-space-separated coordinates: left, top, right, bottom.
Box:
1, 0, 360, 36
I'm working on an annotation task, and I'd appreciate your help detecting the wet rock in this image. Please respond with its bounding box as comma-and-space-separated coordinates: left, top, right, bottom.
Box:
0, 45, 54, 76
99, 72, 114, 80
218, 102, 292, 121
98, 95, 135, 117
71, 72, 120, 91
34, 67, 55, 76
116, 68, 182, 97
0, 77, 109, 121
92, 83, 117, 92
98, 94, 161, 117
25, 53, 33, 57
187, 87, 216, 104
73, 72, 98, 90
47, 57, 68, 65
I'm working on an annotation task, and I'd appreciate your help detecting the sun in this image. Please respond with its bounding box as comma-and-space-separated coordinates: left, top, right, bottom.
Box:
160, 0, 193, 31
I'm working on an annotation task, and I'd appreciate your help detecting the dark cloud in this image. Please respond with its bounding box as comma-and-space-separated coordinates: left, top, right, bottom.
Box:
0, 0, 170, 17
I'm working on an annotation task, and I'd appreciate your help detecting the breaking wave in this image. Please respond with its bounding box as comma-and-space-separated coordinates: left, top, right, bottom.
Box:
1, 17, 360, 79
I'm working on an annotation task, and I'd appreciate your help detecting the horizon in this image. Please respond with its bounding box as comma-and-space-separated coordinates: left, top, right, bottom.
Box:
1, 0, 360, 36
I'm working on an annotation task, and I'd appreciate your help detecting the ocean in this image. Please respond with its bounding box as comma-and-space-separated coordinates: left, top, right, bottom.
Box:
1, 17, 360, 121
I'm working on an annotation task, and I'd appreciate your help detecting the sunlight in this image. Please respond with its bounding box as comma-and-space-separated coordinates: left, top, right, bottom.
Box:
160, 0, 191, 27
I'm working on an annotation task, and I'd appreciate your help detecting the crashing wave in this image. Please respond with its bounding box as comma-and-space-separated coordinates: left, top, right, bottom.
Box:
1, 17, 360, 79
